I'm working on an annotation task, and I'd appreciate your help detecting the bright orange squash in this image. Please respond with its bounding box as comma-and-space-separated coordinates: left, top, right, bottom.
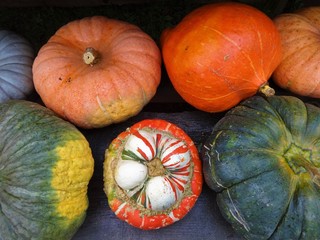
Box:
161, 2, 282, 112
33, 16, 161, 128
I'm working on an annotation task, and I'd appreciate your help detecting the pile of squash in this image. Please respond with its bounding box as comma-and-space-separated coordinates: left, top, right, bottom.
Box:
1, 1, 320, 239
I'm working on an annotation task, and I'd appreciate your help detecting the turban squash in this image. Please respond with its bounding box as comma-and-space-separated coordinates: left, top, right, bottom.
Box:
0, 100, 94, 239
32, 16, 161, 129
161, 2, 282, 112
202, 95, 320, 239
104, 119, 202, 229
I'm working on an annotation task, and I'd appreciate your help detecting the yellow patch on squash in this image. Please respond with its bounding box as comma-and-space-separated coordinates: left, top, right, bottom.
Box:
51, 138, 94, 220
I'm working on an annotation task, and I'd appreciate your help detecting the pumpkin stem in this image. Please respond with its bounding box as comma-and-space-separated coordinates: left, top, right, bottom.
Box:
295, 155, 320, 187
258, 82, 275, 97
83, 47, 100, 66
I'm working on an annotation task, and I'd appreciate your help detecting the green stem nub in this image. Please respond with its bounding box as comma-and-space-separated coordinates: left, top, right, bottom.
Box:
295, 156, 320, 187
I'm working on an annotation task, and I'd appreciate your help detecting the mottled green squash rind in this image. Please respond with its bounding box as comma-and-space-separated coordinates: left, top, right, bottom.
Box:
0, 100, 92, 240
202, 96, 320, 239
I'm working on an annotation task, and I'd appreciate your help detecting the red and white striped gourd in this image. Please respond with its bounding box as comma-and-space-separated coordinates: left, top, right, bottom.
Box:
104, 119, 202, 229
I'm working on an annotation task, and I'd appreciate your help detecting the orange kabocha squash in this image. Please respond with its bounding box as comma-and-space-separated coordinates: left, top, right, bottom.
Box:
161, 2, 282, 112
273, 6, 320, 98
33, 16, 161, 128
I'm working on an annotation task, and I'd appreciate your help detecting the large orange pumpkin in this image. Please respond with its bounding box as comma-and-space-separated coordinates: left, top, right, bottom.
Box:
161, 2, 282, 112
273, 7, 320, 98
33, 16, 161, 128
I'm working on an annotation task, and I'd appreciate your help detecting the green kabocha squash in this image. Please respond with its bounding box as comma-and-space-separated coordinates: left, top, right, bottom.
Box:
0, 100, 94, 239
202, 95, 320, 240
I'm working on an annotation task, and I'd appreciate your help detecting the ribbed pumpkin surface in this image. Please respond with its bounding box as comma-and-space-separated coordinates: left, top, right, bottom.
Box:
0, 100, 94, 240
0, 30, 34, 103
202, 95, 320, 239
32, 16, 161, 129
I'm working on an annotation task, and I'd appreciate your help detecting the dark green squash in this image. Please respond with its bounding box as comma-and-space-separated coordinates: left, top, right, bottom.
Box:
202, 95, 320, 240
0, 100, 94, 239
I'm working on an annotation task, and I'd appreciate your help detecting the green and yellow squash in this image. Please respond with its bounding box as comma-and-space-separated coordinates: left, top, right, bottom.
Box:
0, 100, 94, 239
202, 95, 320, 239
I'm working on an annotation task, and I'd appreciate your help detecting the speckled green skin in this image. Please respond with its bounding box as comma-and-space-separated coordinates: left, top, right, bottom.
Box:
0, 100, 90, 240
202, 96, 320, 240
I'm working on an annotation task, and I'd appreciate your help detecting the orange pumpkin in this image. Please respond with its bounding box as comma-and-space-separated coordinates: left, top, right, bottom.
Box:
161, 2, 282, 112
273, 7, 320, 98
33, 16, 161, 128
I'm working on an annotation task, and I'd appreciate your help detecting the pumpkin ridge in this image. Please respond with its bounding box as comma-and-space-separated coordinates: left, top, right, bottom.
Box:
95, 95, 114, 123
210, 127, 261, 144
0, 104, 51, 133
0, 201, 26, 238
0, 61, 34, 68
273, 96, 309, 140
93, 68, 127, 121
292, 14, 320, 34
219, 109, 287, 141
37, 42, 83, 61
112, 56, 159, 83
0, 68, 32, 78
270, 180, 300, 238
32, 54, 75, 76
292, 48, 320, 96
224, 188, 251, 232
2, 42, 33, 53
280, 37, 320, 66
0, 51, 33, 62
1, 188, 57, 228
0, 206, 19, 238
225, 109, 284, 131
0, 68, 33, 84
53, 26, 89, 52
0, 79, 25, 96
0, 38, 26, 52
0, 191, 81, 239
210, 148, 284, 188
50, 37, 84, 54
279, 31, 320, 46
1, 188, 46, 222
110, 32, 152, 50
268, 183, 302, 239
0, 72, 30, 99
109, 61, 148, 103
241, 98, 289, 126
